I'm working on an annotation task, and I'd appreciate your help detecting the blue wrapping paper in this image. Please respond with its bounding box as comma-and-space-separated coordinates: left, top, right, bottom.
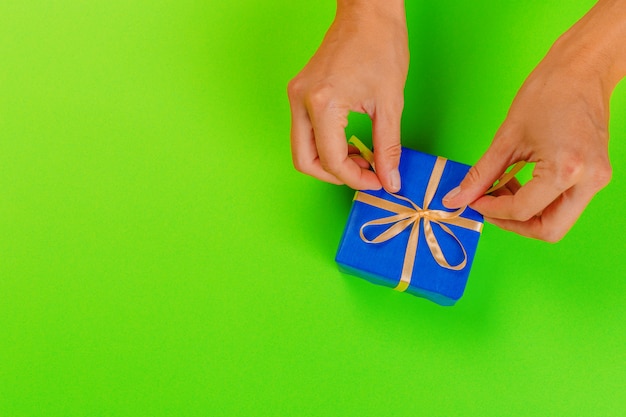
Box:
335, 146, 484, 306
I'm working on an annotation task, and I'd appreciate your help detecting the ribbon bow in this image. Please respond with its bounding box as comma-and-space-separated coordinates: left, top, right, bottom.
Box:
349, 136, 485, 292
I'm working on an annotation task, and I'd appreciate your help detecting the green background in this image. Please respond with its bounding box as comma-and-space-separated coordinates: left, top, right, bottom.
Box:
1, 1, 625, 416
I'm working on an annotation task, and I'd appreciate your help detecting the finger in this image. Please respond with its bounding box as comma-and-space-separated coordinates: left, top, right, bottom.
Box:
307, 95, 381, 190
470, 162, 579, 222
289, 89, 343, 185
349, 153, 372, 170
372, 99, 403, 193
484, 181, 596, 242
442, 131, 519, 209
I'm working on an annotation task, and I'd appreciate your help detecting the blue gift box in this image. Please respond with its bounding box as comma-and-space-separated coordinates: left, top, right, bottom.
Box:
335, 145, 484, 306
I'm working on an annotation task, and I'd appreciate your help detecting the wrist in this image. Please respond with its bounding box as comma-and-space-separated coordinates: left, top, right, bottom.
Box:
336, 0, 406, 23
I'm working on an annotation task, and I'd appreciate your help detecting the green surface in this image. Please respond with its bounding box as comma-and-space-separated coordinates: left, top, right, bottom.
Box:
1, 1, 625, 416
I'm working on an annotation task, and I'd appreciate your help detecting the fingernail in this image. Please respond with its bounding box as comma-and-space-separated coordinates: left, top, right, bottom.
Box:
443, 186, 461, 203
389, 169, 401, 192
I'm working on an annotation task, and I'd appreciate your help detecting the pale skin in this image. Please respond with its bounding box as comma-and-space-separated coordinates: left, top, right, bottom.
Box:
288, 0, 626, 242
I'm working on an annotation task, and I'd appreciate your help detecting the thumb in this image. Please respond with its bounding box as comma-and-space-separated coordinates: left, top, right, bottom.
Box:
372, 104, 403, 193
443, 139, 513, 208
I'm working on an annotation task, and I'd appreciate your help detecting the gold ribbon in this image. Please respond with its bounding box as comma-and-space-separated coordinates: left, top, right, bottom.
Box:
486, 160, 527, 194
354, 159, 483, 292
348, 136, 521, 292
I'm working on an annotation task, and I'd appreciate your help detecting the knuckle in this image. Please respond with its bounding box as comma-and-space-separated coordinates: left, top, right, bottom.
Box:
305, 83, 335, 113
319, 157, 341, 175
464, 165, 484, 187
553, 151, 584, 189
292, 152, 319, 177
292, 155, 310, 174
287, 77, 304, 100
378, 143, 402, 165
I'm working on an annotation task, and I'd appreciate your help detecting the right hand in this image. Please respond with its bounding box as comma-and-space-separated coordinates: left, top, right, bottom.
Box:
287, 0, 409, 192
442, 0, 626, 242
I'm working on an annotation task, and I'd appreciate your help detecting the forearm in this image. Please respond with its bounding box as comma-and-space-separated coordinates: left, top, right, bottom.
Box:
551, 0, 626, 93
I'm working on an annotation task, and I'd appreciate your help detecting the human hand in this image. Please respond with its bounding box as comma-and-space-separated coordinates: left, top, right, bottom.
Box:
442, 74, 611, 242
442, 1, 626, 241
288, 0, 409, 192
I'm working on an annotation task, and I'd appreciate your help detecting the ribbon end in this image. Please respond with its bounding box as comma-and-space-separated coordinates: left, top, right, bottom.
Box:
394, 279, 410, 293
348, 136, 376, 169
